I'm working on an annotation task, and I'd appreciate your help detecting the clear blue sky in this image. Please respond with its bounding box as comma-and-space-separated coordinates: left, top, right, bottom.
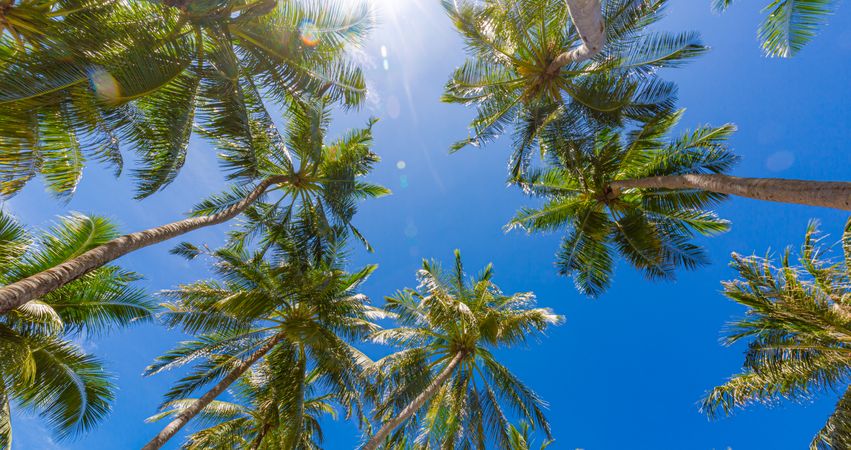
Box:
8, 1, 851, 448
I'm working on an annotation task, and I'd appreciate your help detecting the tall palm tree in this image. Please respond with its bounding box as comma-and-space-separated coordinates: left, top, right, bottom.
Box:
142, 226, 381, 450
0, 103, 388, 315
147, 362, 347, 449
508, 110, 851, 296
0, 211, 153, 445
361, 250, 563, 450
701, 219, 851, 449
0, 0, 371, 198
442, 0, 706, 178
713, 0, 835, 57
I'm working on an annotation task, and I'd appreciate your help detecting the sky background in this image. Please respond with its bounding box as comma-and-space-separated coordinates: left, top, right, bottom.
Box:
7, 0, 851, 448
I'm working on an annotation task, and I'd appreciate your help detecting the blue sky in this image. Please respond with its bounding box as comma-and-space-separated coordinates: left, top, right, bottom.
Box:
7, 0, 851, 448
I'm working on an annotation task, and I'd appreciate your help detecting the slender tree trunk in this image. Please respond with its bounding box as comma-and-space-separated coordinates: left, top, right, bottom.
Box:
0, 175, 289, 315
548, 0, 605, 73
283, 344, 307, 448
141, 333, 285, 450
0, 384, 11, 449
361, 352, 466, 450
610, 174, 851, 211
248, 423, 271, 450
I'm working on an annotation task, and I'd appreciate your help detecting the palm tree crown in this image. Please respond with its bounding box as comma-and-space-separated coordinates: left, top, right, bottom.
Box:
365, 250, 563, 448
0, 0, 371, 198
442, 0, 706, 178
702, 219, 851, 449
507, 110, 734, 296
0, 211, 153, 445
183, 101, 389, 254
147, 361, 342, 449
146, 224, 382, 448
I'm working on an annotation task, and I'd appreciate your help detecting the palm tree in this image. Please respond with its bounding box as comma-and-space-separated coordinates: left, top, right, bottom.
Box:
147, 362, 346, 449
142, 225, 381, 450
0, 211, 153, 445
0, 102, 388, 315
442, 0, 706, 178
701, 219, 851, 449
508, 110, 851, 296
713, 0, 835, 57
0, 0, 371, 197
361, 250, 563, 449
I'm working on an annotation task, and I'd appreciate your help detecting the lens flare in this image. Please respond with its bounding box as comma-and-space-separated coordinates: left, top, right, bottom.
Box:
88, 68, 121, 103
299, 19, 320, 46
766, 151, 794, 172
386, 96, 400, 118
404, 222, 417, 238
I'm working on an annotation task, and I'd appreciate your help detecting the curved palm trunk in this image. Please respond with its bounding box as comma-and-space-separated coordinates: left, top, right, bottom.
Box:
548, 0, 604, 73
610, 174, 851, 211
361, 351, 466, 450
141, 333, 285, 450
0, 175, 289, 315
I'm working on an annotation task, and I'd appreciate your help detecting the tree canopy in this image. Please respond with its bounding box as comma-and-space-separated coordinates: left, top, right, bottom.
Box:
0, 0, 847, 447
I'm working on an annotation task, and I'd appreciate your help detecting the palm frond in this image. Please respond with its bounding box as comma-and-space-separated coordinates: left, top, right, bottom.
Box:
11, 337, 114, 440
704, 219, 851, 445
759, 0, 834, 57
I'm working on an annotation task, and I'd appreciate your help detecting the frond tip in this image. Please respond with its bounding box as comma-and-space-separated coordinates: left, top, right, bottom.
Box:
717, 0, 835, 57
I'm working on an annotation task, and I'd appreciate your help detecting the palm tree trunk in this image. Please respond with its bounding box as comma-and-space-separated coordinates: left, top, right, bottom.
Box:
361, 351, 466, 450
0, 175, 289, 315
610, 174, 851, 211
0, 384, 11, 449
249, 423, 271, 450
141, 333, 285, 450
249, 422, 272, 450
284, 344, 307, 448
547, 0, 604, 73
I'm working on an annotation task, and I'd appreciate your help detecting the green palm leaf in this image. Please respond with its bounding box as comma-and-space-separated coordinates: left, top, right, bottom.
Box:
509, 110, 734, 296
0, 211, 150, 441
0, 0, 371, 198
759, 0, 834, 57
443, 0, 704, 178
812, 387, 851, 449
147, 231, 379, 448
715, 0, 835, 57
10, 336, 114, 439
